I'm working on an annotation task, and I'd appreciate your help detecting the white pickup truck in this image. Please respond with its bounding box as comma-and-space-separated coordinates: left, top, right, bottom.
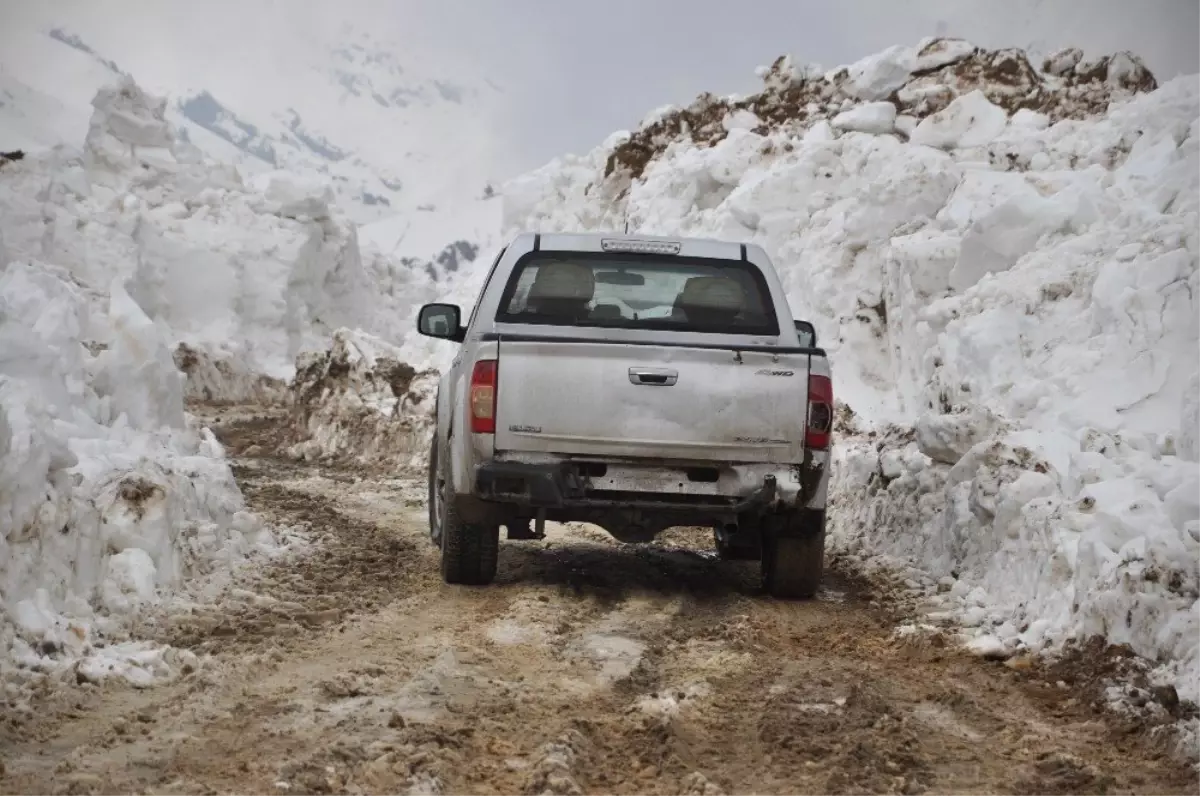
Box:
417, 232, 833, 598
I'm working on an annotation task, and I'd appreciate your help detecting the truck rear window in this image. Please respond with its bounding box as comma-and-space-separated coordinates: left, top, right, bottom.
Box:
494, 253, 779, 336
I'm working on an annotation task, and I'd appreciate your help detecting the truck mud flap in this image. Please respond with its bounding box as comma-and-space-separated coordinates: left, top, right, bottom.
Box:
475, 462, 581, 508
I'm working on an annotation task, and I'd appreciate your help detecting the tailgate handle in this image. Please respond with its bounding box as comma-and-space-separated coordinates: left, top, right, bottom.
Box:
628, 367, 678, 387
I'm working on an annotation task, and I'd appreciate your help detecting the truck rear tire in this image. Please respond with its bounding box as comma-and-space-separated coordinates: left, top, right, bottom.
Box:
441, 507, 499, 585
431, 437, 499, 585
761, 511, 825, 599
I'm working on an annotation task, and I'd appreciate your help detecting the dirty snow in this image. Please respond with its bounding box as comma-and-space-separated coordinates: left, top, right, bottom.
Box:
287, 327, 438, 469
431, 40, 1200, 709
0, 78, 439, 690
1, 79, 439, 389
0, 256, 277, 690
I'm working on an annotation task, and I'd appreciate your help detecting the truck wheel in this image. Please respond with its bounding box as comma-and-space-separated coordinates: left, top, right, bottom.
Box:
433, 438, 499, 585
761, 511, 825, 599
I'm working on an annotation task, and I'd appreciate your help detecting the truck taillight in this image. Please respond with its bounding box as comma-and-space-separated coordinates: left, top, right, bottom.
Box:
806, 374, 833, 450
470, 360, 498, 434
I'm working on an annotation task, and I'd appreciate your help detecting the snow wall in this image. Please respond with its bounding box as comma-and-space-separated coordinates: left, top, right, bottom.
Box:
0, 77, 433, 691
410, 41, 1200, 706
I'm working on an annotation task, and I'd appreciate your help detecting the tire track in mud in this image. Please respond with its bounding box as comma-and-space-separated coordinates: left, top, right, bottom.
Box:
1, 409, 1195, 795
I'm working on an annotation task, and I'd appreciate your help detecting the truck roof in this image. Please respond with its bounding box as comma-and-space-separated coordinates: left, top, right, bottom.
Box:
516, 231, 752, 262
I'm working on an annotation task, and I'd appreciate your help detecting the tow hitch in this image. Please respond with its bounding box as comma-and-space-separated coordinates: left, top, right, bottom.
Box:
505, 509, 548, 540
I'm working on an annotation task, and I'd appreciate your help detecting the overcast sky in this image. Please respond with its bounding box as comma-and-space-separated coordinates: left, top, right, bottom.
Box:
436, 0, 1200, 169
6, 0, 1199, 175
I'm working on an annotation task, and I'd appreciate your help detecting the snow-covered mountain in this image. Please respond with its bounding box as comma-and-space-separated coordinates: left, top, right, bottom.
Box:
0, 4, 506, 229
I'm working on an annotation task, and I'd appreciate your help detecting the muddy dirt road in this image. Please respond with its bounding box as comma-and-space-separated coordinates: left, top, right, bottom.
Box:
1, 410, 1195, 795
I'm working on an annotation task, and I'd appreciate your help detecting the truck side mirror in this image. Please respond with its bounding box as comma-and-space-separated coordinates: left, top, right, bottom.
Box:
794, 320, 817, 348
418, 303, 465, 343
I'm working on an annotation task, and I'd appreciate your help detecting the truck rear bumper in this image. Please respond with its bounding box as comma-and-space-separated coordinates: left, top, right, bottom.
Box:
473, 456, 825, 513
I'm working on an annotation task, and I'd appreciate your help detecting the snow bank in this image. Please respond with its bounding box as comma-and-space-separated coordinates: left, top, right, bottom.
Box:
286, 328, 438, 470
473, 41, 1200, 705
591, 40, 1156, 187
173, 343, 288, 406
0, 76, 440, 692
0, 77, 439, 395
0, 260, 276, 690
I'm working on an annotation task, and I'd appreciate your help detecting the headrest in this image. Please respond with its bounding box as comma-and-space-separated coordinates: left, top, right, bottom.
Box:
591, 303, 623, 320
527, 261, 595, 302
677, 276, 745, 312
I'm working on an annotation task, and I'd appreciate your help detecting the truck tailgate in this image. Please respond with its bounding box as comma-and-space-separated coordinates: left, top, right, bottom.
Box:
493, 340, 810, 464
